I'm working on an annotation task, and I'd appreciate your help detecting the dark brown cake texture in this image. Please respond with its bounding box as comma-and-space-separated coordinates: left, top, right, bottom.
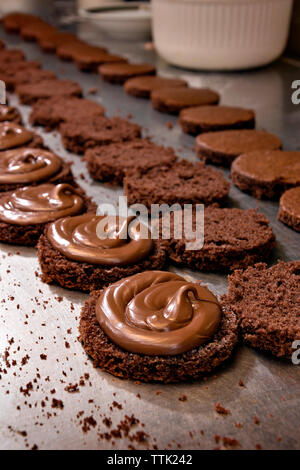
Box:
72, 48, 127, 72
124, 159, 230, 208
37, 31, 78, 53
16, 79, 83, 105
99, 63, 156, 85
278, 187, 300, 232
0, 148, 74, 192
56, 40, 101, 61
0, 40, 4, 50
0, 183, 94, 247
84, 139, 176, 186
79, 273, 238, 383
224, 261, 300, 359
151, 87, 220, 115
37, 216, 167, 293
0, 122, 46, 151
60, 116, 142, 154
7, 68, 57, 91
124, 75, 188, 99
0, 60, 41, 92
165, 207, 275, 272
0, 105, 22, 125
20, 21, 57, 42
179, 105, 255, 136
0, 49, 26, 64
231, 150, 300, 199
1, 13, 42, 33
30, 96, 105, 131
196, 129, 282, 166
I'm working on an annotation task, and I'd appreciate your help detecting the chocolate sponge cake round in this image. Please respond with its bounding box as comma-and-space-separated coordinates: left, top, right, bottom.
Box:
278, 187, 300, 232
179, 105, 255, 136
124, 76, 188, 99
231, 150, 300, 199
30, 96, 105, 131
60, 116, 141, 154
151, 87, 220, 115
124, 160, 230, 207
196, 129, 282, 166
0, 148, 74, 192
84, 139, 176, 186
79, 271, 238, 382
99, 63, 156, 84
38, 214, 166, 292
0, 183, 92, 246
224, 261, 300, 359
16, 79, 82, 105
165, 207, 275, 272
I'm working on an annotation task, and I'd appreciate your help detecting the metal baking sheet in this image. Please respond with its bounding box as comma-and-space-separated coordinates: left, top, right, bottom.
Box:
0, 17, 300, 451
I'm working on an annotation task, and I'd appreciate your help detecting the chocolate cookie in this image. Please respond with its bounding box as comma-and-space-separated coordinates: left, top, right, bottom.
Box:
6, 68, 56, 91
20, 22, 57, 42
16, 79, 83, 105
38, 214, 166, 292
72, 48, 126, 72
79, 271, 238, 383
99, 63, 156, 85
37, 31, 78, 53
84, 139, 176, 186
179, 105, 255, 136
30, 96, 105, 131
196, 129, 282, 166
151, 87, 220, 114
56, 40, 95, 61
124, 160, 230, 207
0, 49, 25, 64
0, 61, 41, 91
124, 76, 188, 99
0, 122, 46, 151
0, 148, 74, 192
60, 116, 141, 154
231, 150, 300, 199
0, 105, 22, 125
165, 207, 275, 272
2, 13, 40, 33
278, 187, 300, 232
0, 40, 4, 50
224, 261, 300, 359
0, 183, 92, 246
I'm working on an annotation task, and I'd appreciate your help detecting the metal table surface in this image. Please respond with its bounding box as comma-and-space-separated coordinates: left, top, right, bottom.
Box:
0, 18, 299, 451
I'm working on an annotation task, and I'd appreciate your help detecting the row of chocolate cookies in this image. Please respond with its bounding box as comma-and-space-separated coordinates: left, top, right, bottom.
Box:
1, 21, 298, 383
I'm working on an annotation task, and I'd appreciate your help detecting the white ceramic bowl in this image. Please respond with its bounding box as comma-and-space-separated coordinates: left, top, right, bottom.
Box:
152, 0, 294, 70
79, 2, 152, 41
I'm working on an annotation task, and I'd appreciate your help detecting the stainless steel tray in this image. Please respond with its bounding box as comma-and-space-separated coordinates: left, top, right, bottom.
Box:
0, 19, 299, 450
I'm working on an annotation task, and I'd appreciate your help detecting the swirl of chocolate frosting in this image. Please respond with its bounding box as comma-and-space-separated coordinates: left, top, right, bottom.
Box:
47, 213, 153, 266
0, 105, 19, 123
0, 183, 84, 225
0, 122, 33, 150
0, 148, 62, 184
96, 271, 222, 355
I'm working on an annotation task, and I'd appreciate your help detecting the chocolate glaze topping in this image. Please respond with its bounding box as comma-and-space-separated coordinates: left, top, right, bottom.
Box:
96, 271, 222, 355
0, 105, 20, 123
0, 148, 62, 184
0, 122, 33, 150
47, 213, 153, 266
0, 183, 84, 225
